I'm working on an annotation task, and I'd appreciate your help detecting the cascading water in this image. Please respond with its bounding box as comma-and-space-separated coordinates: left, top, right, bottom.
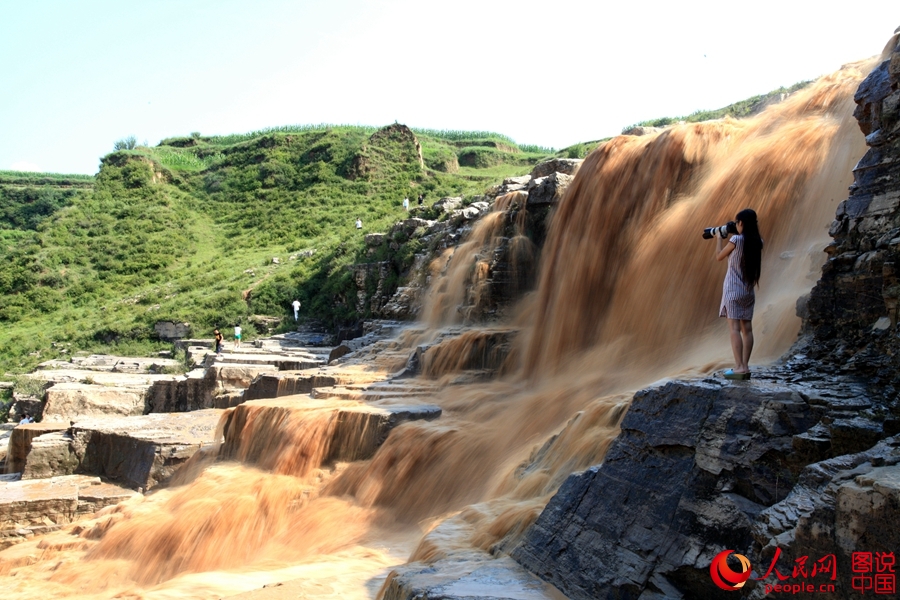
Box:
0, 57, 878, 599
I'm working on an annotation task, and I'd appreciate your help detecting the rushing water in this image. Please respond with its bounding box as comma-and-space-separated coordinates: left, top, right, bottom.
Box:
0, 58, 876, 599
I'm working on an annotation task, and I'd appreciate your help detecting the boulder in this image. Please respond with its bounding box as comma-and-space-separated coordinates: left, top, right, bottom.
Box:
433, 197, 463, 213
365, 232, 386, 247
381, 286, 420, 320
13, 411, 223, 489
527, 172, 574, 205
67, 410, 222, 489
327, 345, 352, 364
530, 158, 583, 179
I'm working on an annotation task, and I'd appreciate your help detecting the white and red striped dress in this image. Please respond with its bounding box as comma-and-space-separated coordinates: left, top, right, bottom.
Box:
719, 234, 756, 320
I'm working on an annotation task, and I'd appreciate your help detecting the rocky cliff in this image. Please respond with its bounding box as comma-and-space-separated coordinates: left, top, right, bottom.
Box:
804, 30, 900, 395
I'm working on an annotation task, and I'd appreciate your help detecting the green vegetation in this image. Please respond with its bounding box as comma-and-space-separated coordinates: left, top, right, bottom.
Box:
556, 140, 610, 159
0, 123, 553, 374
623, 81, 813, 132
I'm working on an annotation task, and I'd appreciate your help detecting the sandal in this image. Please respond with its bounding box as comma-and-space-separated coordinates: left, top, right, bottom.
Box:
723, 369, 751, 380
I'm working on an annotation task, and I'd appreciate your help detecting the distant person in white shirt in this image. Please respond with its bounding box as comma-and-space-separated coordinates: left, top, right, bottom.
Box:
233, 324, 242, 350
403, 197, 409, 211
292, 299, 301, 321
356, 217, 362, 230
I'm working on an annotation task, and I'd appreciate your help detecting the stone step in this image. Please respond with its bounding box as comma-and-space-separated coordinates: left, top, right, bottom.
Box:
205, 352, 324, 371
219, 397, 441, 472
242, 368, 390, 401
309, 386, 433, 401
0, 474, 139, 550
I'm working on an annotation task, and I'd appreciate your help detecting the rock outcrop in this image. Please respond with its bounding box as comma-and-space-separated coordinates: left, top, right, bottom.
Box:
354, 159, 581, 322
804, 32, 900, 396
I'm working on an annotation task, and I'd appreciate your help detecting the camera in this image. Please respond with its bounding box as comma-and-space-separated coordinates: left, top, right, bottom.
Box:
702, 221, 738, 239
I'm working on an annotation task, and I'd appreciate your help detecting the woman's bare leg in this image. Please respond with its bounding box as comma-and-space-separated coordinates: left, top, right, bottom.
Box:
739, 320, 754, 372
728, 318, 745, 372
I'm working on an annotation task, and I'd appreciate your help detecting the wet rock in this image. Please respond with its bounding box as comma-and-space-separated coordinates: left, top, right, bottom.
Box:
805, 34, 900, 402
219, 397, 440, 467
242, 372, 338, 401
511, 380, 825, 600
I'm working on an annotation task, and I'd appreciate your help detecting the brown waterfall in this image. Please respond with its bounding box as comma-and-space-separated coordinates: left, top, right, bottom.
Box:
0, 59, 877, 599
522, 63, 870, 375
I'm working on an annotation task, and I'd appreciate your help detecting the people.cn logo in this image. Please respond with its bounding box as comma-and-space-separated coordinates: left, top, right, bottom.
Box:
710, 550, 753, 591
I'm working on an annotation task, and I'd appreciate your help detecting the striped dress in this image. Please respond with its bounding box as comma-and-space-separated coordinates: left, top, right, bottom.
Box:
719, 234, 756, 320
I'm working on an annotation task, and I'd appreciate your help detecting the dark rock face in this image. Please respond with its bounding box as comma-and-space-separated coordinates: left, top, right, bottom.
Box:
804, 33, 900, 400
512, 380, 828, 599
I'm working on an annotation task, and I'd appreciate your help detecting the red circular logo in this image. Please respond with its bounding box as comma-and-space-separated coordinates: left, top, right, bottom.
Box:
710, 550, 752, 591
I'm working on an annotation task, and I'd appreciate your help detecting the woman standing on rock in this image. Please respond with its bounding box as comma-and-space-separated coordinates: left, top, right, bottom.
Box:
715, 208, 763, 380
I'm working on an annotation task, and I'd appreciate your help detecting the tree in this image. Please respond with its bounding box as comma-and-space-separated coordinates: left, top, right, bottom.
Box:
114, 136, 137, 151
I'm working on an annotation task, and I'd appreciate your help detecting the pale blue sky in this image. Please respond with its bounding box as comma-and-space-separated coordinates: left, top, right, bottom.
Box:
2, 1, 898, 175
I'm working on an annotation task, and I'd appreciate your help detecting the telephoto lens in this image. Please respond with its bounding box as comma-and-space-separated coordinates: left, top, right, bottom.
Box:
701, 221, 738, 239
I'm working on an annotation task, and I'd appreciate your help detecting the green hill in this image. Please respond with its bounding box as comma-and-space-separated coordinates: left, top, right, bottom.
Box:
0, 124, 553, 374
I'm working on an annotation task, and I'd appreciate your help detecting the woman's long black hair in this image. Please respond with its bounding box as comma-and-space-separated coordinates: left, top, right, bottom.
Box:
736, 208, 762, 287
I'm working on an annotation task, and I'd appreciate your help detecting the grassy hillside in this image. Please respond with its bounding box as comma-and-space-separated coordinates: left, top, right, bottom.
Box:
0, 125, 552, 374
622, 81, 813, 131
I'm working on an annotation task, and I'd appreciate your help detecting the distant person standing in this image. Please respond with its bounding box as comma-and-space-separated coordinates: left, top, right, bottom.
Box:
417, 193, 424, 206
214, 329, 224, 356
356, 217, 362, 230
19, 413, 32, 425
403, 197, 410, 211
233, 324, 242, 350
292, 299, 301, 321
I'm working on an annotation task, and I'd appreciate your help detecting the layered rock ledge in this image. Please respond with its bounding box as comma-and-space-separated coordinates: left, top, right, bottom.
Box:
511, 377, 899, 599
0, 474, 138, 550
18, 410, 222, 489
